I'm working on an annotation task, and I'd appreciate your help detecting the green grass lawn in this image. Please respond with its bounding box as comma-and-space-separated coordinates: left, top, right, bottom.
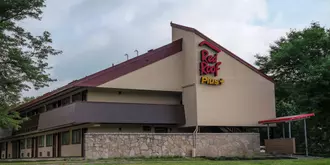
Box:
1, 158, 330, 165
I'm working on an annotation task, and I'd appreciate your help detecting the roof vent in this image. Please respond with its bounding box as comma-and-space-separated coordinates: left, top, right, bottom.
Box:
148, 49, 154, 52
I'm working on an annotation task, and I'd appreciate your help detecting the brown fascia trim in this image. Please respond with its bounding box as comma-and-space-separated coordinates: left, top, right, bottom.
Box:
12, 39, 183, 112
170, 22, 274, 83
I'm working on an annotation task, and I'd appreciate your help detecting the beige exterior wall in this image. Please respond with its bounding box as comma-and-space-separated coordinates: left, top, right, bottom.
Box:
20, 148, 32, 158
7, 142, 12, 158
87, 88, 180, 105
172, 27, 199, 127
182, 86, 197, 127
61, 144, 81, 157
194, 34, 276, 126
99, 52, 183, 92
38, 146, 52, 157
172, 26, 276, 127
1, 150, 5, 159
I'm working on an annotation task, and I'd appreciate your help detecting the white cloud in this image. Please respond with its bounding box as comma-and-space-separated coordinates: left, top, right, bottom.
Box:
20, 0, 328, 97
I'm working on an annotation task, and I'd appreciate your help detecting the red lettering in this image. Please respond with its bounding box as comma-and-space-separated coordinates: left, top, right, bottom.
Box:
200, 49, 217, 63
200, 61, 222, 76
200, 49, 222, 76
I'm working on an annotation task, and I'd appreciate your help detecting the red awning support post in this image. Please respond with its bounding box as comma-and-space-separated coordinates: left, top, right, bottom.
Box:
282, 123, 285, 138
288, 121, 292, 138
304, 119, 308, 157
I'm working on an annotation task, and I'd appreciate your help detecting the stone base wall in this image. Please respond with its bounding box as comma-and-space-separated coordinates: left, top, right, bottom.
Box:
85, 133, 260, 159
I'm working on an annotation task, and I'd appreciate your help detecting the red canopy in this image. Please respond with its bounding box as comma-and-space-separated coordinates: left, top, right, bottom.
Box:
258, 113, 315, 124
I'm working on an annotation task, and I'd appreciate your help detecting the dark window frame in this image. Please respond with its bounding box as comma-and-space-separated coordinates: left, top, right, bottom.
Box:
46, 134, 53, 147
26, 138, 32, 149
38, 135, 44, 147
71, 129, 81, 144
61, 97, 70, 106
154, 127, 168, 133
20, 139, 25, 149
143, 126, 152, 132
72, 92, 82, 102
61, 131, 70, 145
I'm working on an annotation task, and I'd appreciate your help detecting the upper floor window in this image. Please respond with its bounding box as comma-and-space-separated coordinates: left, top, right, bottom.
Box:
72, 90, 87, 102
46, 103, 55, 111
61, 97, 70, 106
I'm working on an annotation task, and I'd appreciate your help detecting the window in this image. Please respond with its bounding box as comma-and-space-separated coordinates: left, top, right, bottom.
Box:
38, 136, 44, 147
21, 153, 24, 157
82, 90, 87, 101
37, 107, 46, 114
46, 103, 54, 111
61, 131, 70, 145
20, 139, 25, 149
27, 138, 32, 148
61, 97, 70, 106
27, 153, 30, 157
72, 93, 82, 102
57, 100, 62, 107
154, 127, 168, 133
39, 152, 42, 157
72, 129, 81, 144
46, 134, 53, 147
143, 126, 151, 132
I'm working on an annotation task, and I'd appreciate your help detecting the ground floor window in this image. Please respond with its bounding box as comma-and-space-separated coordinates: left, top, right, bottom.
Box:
154, 127, 168, 133
46, 134, 53, 147
61, 131, 70, 145
143, 126, 152, 132
38, 136, 44, 147
72, 129, 81, 144
27, 138, 32, 148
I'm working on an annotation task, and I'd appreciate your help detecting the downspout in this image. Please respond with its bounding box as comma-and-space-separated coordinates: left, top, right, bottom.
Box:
192, 125, 198, 157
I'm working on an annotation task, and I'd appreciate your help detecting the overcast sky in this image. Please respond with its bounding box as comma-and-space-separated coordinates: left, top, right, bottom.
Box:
21, 0, 330, 97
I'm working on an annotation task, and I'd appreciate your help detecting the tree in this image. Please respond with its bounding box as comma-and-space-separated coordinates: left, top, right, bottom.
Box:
255, 22, 330, 154
0, 0, 61, 129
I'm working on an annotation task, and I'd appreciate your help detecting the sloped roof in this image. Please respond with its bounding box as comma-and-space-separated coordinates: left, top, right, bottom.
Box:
13, 39, 182, 111
170, 22, 274, 83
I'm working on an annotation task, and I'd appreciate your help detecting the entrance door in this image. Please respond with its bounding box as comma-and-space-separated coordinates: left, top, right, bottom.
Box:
12, 141, 19, 159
